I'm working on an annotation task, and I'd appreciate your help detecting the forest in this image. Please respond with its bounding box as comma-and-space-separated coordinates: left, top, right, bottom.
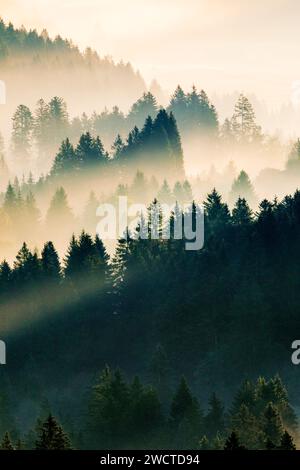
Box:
0, 16, 300, 451
0, 189, 300, 448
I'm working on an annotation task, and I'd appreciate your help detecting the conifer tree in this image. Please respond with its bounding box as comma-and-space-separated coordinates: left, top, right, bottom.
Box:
168, 85, 188, 128
157, 180, 174, 205
33, 98, 50, 165
45, 187, 74, 230
149, 344, 170, 405
1, 432, 14, 450
279, 430, 296, 450
51, 138, 77, 176
229, 170, 256, 206
11, 104, 33, 167
127, 92, 158, 129
88, 367, 129, 448
205, 393, 225, 438
263, 403, 283, 447
232, 198, 253, 225
182, 180, 193, 202
81, 191, 99, 232
35, 414, 72, 450
230, 380, 256, 416
111, 134, 125, 159
3, 183, 17, 213
204, 189, 231, 233
48, 96, 69, 148
41, 241, 61, 282
224, 431, 246, 450
24, 191, 41, 237
199, 435, 209, 450
173, 182, 184, 203
286, 139, 300, 172
170, 377, 203, 448
230, 94, 261, 142
76, 132, 107, 168
128, 376, 163, 442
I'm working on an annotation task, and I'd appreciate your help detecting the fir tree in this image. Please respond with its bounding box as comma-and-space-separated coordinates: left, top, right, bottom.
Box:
170, 377, 203, 448
229, 170, 256, 206
41, 241, 61, 282
263, 403, 283, 447
157, 180, 174, 205
51, 138, 77, 175
11, 104, 33, 167
205, 393, 225, 438
232, 198, 253, 225
279, 430, 296, 450
230, 94, 261, 142
199, 435, 210, 450
45, 187, 74, 230
224, 431, 246, 450
168, 85, 188, 128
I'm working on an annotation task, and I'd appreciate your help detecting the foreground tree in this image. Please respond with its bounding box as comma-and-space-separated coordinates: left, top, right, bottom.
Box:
1, 432, 14, 450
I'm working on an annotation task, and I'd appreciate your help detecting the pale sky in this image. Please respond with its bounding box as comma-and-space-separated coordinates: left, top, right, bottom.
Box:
1, 0, 300, 107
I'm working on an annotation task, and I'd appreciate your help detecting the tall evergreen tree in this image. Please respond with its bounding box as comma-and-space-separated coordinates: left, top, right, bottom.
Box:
41, 241, 61, 282
263, 403, 283, 447
205, 393, 225, 438
279, 430, 296, 450
35, 414, 72, 450
229, 170, 256, 206
224, 431, 246, 450
230, 94, 261, 142
51, 138, 77, 176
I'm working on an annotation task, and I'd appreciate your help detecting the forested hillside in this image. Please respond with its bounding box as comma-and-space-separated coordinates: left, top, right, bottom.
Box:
0, 11, 300, 453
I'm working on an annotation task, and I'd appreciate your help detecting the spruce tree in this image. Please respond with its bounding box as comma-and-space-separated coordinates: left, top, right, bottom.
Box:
157, 180, 174, 205
232, 197, 253, 225
45, 187, 74, 230
51, 138, 77, 176
263, 403, 283, 447
168, 85, 188, 128
230, 94, 261, 142
127, 92, 158, 129
199, 435, 210, 450
35, 414, 72, 450
11, 104, 33, 168
205, 393, 225, 438
88, 367, 129, 448
170, 377, 203, 448
41, 241, 61, 282
229, 170, 256, 206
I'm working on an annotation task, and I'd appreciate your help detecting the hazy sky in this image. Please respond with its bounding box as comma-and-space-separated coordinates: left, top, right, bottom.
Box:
2, 0, 300, 107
